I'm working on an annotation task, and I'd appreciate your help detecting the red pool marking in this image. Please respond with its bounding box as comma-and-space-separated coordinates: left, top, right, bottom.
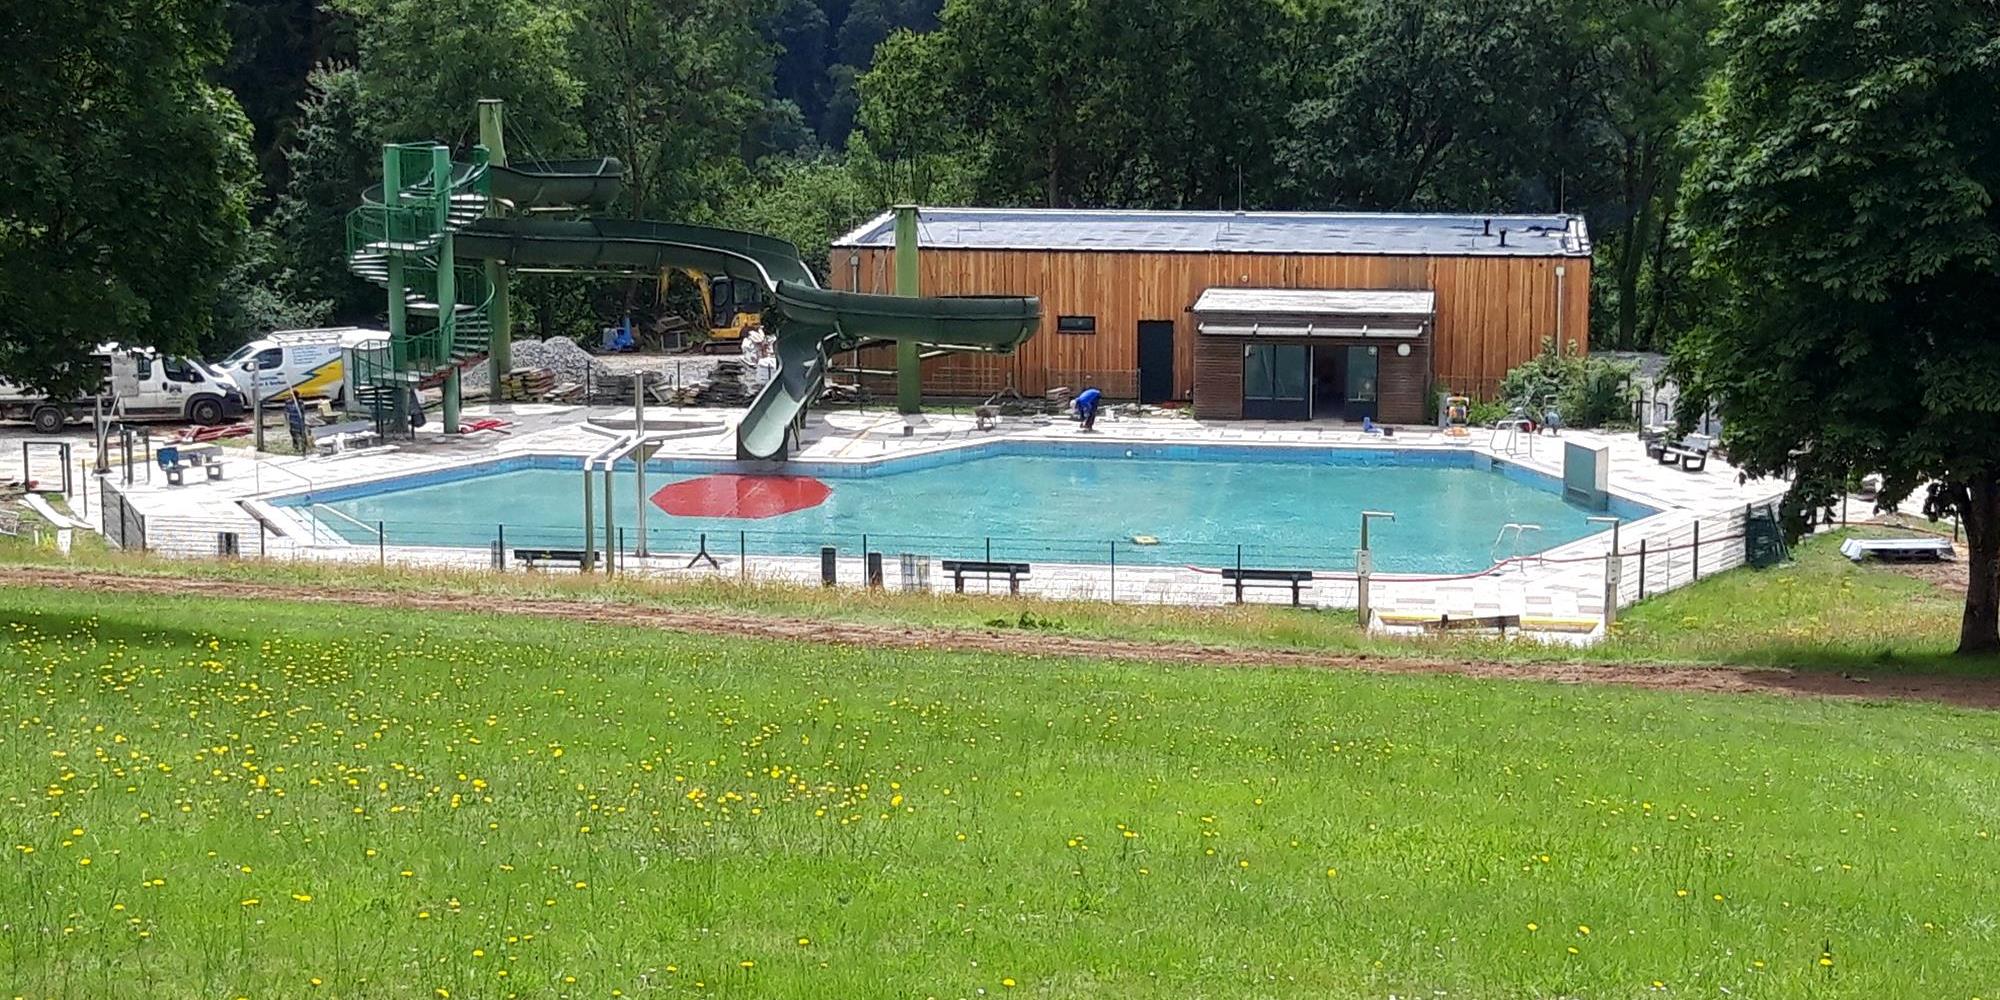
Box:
651, 474, 831, 519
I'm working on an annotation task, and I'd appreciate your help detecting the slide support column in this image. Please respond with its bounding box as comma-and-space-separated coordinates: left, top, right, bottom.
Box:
894, 204, 921, 414
479, 100, 512, 389
382, 145, 411, 434
434, 145, 459, 435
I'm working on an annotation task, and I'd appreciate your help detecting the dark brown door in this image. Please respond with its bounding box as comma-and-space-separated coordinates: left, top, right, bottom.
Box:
1137, 321, 1175, 403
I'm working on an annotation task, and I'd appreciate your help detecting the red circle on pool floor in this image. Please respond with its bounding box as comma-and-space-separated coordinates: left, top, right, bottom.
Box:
651, 474, 831, 519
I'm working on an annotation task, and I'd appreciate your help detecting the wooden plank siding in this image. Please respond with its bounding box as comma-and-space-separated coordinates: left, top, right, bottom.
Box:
830, 247, 1589, 404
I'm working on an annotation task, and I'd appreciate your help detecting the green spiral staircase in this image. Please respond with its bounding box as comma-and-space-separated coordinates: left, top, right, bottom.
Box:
344, 143, 499, 435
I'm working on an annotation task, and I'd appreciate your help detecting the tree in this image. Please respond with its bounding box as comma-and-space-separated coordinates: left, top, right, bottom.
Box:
0, 0, 256, 393
1567, 0, 1717, 351
209, 229, 332, 356
340, 0, 584, 153
1674, 0, 2000, 653
267, 65, 380, 323
220, 0, 355, 196
1279, 0, 1563, 210
572, 0, 769, 220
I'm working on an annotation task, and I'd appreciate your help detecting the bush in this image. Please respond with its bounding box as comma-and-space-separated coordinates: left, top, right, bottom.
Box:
1496, 339, 1637, 428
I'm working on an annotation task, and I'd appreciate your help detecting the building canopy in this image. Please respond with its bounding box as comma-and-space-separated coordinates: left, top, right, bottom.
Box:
1191, 288, 1435, 339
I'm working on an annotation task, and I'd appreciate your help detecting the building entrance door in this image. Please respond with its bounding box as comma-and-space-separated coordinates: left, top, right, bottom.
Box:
1137, 321, 1175, 403
1242, 343, 1309, 420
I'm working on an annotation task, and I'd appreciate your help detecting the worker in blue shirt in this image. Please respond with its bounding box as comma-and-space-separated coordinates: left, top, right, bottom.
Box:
1074, 386, 1102, 431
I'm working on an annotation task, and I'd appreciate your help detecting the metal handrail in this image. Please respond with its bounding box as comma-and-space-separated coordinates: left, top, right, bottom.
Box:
310, 503, 381, 545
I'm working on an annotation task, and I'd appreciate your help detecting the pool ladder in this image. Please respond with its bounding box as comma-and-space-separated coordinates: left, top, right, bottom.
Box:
1491, 522, 1543, 567
1491, 417, 1533, 457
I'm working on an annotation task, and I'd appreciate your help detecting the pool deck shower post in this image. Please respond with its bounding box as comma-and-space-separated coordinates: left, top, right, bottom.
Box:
1588, 515, 1622, 626
602, 460, 616, 575
894, 205, 921, 415
633, 373, 649, 558
581, 467, 596, 571
1357, 510, 1395, 628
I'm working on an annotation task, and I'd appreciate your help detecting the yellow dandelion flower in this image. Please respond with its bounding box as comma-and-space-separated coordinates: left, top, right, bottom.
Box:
739, 960, 755, 969
240, 898, 260, 907
292, 893, 312, 903
1002, 978, 1017, 988
1577, 924, 1591, 935
1526, 923, 1539, 932
797, 937, 811, 946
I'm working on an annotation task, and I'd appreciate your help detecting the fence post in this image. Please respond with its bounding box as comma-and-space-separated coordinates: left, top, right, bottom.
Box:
820, 546, 837, 586
1109, 540, 1116, 603
1637, 540, 1647, 600
377, 520, 385, 566
260, 521, 267, 559
739, 530, 747, 583
498, 524, 506, 570
1692, 521, 1701, 580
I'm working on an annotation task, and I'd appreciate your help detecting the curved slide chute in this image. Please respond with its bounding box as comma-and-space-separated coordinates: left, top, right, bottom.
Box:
450, 173, 1040, 460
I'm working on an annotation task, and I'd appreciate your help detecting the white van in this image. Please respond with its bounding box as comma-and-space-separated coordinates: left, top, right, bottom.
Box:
0, 345, 247, 433
219, 328, 386, 404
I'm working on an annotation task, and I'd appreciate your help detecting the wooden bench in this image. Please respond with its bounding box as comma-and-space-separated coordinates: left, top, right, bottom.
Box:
940, 559, 1031, 595
1220, 568, 1315, 606
513, 548, 590, 570
1421, 613, 1522, 635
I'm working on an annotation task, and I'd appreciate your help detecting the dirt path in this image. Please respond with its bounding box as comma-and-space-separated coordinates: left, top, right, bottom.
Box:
6, 567, 1998, 710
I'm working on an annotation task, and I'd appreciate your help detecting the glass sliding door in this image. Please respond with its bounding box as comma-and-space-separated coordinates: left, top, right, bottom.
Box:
1343, 345, 1378, 421
1242, 343, 1310, 420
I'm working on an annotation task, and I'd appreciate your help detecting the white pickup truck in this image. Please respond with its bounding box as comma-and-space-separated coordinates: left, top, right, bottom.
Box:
0, 346, 248, 433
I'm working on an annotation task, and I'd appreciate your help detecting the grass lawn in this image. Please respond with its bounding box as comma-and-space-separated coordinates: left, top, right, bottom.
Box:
1, 526, 1992, 673
1604, 527, 1973, 670
1, 586, 1996, 998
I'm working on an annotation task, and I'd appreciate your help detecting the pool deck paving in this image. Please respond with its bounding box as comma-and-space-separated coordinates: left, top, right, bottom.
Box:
58, 402, 1787, 641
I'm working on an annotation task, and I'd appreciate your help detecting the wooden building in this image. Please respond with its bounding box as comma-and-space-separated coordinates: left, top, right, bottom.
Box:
829, 208, 1591, 424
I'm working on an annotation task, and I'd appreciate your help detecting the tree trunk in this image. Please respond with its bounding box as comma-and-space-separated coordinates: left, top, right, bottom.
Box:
1960, 473, 2000, 654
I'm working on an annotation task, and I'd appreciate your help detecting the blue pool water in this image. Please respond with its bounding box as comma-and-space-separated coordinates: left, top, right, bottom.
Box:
285, 445, 1651, 572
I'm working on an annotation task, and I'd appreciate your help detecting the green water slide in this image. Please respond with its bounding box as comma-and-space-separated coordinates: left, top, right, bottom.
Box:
448, 164, 1039, 461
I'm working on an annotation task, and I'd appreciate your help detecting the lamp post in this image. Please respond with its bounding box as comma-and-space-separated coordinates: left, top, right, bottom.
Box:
1357, 510, 1396, 630
1587, 515, 1622, 626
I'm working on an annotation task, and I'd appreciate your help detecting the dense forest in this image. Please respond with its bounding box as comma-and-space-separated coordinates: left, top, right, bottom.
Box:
8, 0, 1724, 384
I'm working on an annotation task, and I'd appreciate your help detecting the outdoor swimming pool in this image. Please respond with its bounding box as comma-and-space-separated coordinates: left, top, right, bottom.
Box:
281, 444, 1653, 572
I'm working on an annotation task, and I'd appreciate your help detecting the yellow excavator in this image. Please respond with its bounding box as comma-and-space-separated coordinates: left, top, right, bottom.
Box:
664, 267, 765, 351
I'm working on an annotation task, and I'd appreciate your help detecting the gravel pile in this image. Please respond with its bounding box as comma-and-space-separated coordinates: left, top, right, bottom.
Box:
462, 337, 592, 395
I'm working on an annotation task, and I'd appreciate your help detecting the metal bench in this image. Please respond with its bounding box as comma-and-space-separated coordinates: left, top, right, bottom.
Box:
1656, 444, 1708, 471
1220, 568, 1315, 606
156, 445, 221, 486
1839, 537, 1953, 563
1420, 613, 1522, 634
513, 548, 590, 570
940, 559, 1031, 595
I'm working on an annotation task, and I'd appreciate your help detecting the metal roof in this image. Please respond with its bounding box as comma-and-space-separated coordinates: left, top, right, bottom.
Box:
833, 208, 1589, 257
1191, 288, 1436, 316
